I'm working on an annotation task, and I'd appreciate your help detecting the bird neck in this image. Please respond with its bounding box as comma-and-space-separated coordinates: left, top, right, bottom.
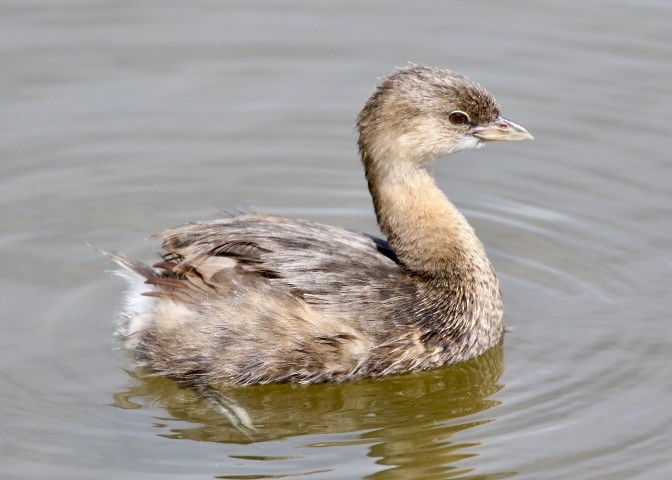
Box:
363, 150, 503, 356
363, 152, 491, 281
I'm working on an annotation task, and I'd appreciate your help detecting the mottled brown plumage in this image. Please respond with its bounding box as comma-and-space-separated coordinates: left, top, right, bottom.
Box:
104, 65, 532, 386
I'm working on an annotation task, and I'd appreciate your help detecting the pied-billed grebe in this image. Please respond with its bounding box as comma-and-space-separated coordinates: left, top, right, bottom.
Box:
105, 65, 532, 386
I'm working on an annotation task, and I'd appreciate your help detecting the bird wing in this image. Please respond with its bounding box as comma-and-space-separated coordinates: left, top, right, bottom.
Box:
155, 214, 417, 333
158, 214, 399, 292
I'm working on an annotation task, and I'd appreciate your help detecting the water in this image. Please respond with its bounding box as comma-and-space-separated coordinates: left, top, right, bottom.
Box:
1, 1, 671, 478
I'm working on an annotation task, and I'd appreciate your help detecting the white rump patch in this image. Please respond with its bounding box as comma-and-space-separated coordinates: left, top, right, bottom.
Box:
112, 268, 155, 341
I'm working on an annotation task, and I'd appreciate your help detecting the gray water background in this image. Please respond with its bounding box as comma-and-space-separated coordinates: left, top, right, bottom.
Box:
1, 1, 671, 478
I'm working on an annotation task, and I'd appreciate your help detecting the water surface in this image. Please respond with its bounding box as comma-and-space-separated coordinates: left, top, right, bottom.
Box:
1, 1, 671, 478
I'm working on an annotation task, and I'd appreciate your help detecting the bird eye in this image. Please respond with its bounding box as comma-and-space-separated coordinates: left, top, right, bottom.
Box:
449, 111, 470, 125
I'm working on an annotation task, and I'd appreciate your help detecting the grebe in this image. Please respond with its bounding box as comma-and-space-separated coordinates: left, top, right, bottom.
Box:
104, 65, 532, 386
